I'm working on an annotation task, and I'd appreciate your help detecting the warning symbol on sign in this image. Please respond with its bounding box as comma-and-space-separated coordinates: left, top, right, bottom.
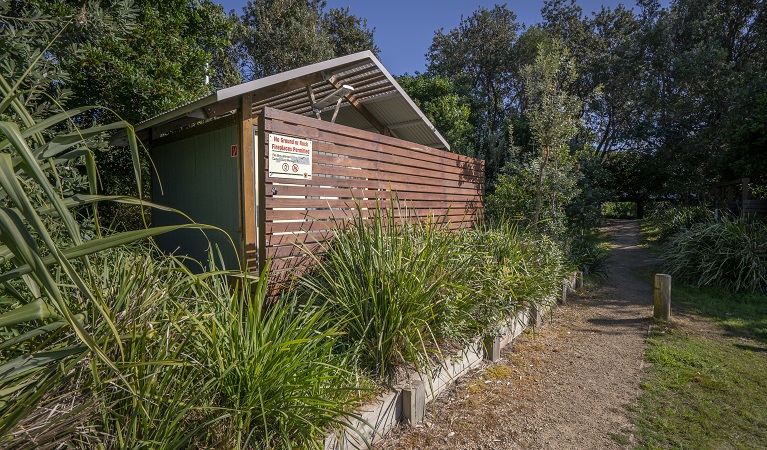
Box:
292, 163, 299, 173
282, 162, 290, 172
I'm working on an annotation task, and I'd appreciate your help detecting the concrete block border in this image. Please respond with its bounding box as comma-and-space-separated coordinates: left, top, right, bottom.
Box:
325, 274, 580, 450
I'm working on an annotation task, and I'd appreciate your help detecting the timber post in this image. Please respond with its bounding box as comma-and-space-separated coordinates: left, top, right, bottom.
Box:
654, 274, 672, 320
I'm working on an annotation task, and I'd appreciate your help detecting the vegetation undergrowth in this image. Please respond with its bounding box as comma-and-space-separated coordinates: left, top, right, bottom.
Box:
298, 202, 569, 384
0, 65, 364, 448
643, 203, 715, 243
662, 216, 767, 293
568, 229, 609, 281
632, 283, 767, 449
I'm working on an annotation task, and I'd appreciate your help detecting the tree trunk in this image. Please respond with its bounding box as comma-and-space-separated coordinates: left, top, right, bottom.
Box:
533, 145, 550, 223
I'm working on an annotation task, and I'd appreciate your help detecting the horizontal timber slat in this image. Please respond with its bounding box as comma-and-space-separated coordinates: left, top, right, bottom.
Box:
311, 151, 480, 180
308, 142, 482, 178
266, 207, 475, 222
266, 198, 478, 210
263, 120, 481, 171
263, 108, 475, 163
258, 107, 484, 275
276, 164, 466, 186
266, 186, 477, 202
267, 178, 481, 196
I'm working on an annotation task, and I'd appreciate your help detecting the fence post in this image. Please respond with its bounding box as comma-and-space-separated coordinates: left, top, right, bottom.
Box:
654, 274, 671, 320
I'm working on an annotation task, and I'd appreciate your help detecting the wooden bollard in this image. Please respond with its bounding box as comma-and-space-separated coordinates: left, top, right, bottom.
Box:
401, 380, 425, 425
483, 335, 502, 362
654, 274, 672, 320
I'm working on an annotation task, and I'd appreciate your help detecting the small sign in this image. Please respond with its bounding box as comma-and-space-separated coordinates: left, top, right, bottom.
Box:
268, 133, 312, 179
231, 145, 238, 157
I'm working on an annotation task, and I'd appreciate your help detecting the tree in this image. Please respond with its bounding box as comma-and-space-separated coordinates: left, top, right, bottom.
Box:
1, 0, 242, 124
426, 4, 521, 181
521, 40, 582, 223
322, 6, 379, 58
397, 73, 474, 155
542, 0, 642, 159
1, 1, 243, 231
238, 0, 378, 80
630, 0, 767, 198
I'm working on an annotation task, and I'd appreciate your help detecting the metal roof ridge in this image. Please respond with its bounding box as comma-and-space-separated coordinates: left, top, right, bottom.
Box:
133, 50, 451, 151
363, 53, 450, 151
214, 51, 377, 102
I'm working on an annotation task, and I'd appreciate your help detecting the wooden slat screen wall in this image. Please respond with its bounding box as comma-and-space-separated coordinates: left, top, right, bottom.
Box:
257, 107, 485, 274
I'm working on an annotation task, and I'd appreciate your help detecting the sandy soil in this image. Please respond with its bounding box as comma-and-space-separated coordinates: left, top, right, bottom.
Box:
376, 220, 658, 450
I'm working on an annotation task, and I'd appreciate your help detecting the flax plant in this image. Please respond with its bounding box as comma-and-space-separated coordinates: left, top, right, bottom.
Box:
188, 261, 365, 450
0, 64, 219, 447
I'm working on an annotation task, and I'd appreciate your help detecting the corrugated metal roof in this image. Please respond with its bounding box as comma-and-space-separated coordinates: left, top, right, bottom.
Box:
135, 51, 449, 150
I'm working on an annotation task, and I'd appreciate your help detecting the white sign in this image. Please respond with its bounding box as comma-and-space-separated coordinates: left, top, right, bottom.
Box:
268, 133, 312, 180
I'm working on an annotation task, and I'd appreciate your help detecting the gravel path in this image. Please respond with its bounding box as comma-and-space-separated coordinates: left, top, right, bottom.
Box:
377, 220, 657, 449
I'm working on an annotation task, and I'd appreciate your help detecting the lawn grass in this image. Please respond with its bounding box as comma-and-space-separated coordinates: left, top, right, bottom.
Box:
632, 283, 767, 449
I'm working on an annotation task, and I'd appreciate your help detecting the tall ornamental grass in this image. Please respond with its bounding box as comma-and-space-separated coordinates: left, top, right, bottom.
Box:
645, 203, 714, 242
299, 202, 474, 382
663, 217, 767, 293
191, 263, 366, 450
299, 203, 570, 383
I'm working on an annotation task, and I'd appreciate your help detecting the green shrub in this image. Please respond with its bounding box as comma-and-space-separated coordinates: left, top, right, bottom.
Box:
602, 201, 636, 219
191, 264, 364, 449
458, 221, 569, 312
568, 231, 609, 279
299, 204, 571, 382
0, 64, 360, 449
645, 203, 714, 242
663, 216, 767, 293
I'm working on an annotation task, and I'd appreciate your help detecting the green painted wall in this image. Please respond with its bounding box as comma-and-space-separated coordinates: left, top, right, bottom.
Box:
152, 124, 241, 271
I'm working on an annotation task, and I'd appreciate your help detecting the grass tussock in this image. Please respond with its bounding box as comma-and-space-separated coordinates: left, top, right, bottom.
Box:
643, 203, 714, 243
663, 216, 767, 293
299, 203, 569, 383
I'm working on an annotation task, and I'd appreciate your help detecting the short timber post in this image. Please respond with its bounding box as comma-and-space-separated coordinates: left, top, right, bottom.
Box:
654, 274, 672, 320
575, 271, 584, 289
483, 335, 502, 362
401, 380, 425, 425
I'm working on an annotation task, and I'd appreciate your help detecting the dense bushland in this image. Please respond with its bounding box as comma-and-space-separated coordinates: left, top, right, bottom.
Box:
645, 203, 715, 242
0, 68, 367, 448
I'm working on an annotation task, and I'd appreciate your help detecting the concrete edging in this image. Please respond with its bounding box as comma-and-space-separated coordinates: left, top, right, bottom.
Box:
325, 273, 580, 449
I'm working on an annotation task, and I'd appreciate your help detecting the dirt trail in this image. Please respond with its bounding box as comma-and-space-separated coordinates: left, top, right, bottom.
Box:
378, 220, 657, 449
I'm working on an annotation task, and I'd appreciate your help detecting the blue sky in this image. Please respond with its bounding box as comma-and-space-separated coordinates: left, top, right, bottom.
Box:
217, 1, 664, 76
